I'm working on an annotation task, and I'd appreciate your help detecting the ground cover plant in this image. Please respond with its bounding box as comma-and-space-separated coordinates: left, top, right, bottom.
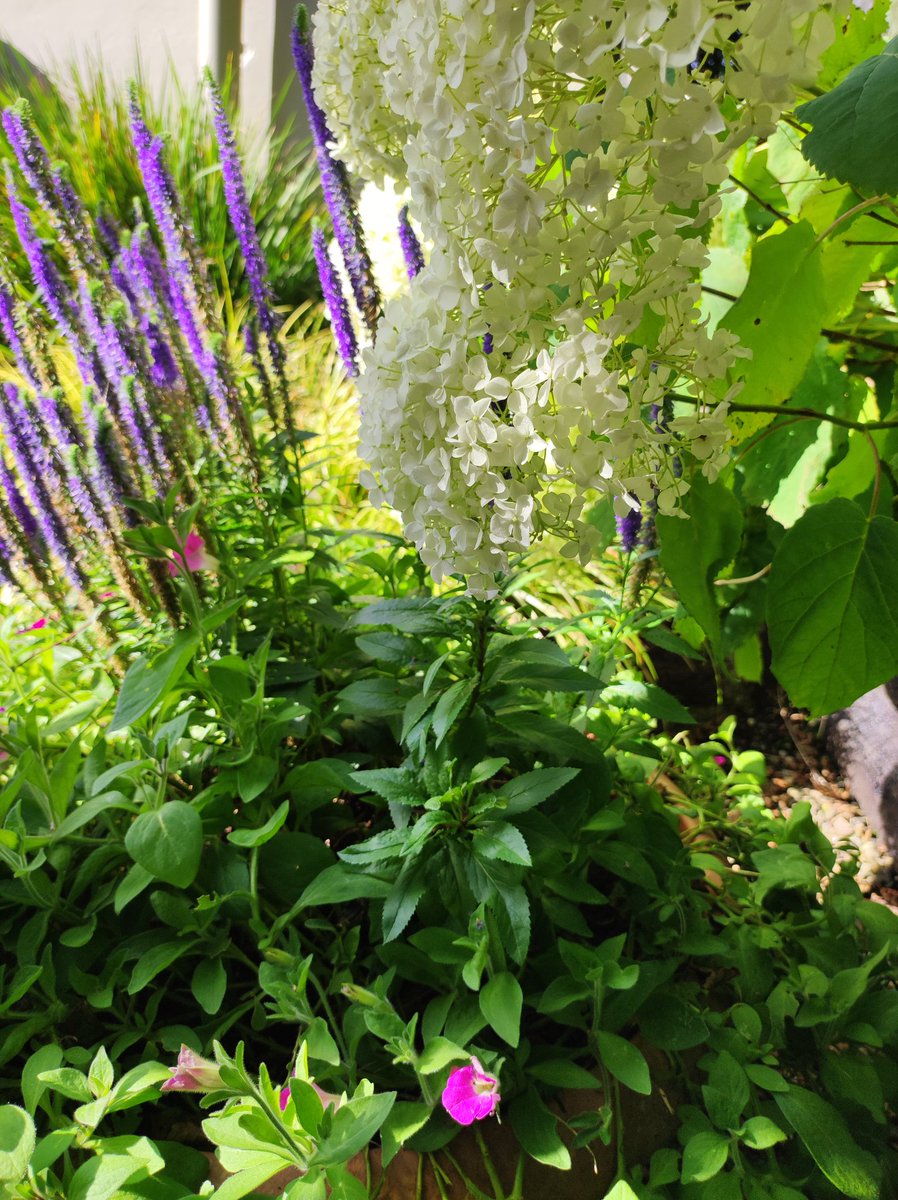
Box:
1, 1, 898, 1198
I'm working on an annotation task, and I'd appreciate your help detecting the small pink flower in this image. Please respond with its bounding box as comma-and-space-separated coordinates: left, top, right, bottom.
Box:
279, 1071, 343, 1113
713, 754, 728, 767
99, 591, 116, 601
166, 530, 218, 576
441, 1058, 500, 1126
16, 617, 48, 634
160, 1045, 224, 1093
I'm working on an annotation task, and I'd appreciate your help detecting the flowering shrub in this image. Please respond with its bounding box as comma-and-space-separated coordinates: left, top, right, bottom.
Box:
302, 0, 861, 596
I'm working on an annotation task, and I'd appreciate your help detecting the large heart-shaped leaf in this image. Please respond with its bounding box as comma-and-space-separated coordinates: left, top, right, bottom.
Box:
767, 499, 898, 714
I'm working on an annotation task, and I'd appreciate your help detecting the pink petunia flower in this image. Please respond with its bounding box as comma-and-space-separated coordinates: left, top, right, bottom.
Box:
279, 1070, 343, 1114
441, 1058, 501, 1126
16, 617, 48, 634
166, 530, 218, 577
160, 1045, 224, 1093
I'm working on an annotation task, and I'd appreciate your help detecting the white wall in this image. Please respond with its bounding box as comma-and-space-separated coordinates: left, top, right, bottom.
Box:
0, 0, 312, 140
0, 0, 198, 101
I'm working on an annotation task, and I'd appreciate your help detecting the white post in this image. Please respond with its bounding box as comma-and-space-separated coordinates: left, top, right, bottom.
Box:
198, 0, 243, 98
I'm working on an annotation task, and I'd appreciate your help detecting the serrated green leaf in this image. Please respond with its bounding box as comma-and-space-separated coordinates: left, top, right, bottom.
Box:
797, 36, 898, 195
767, 499, 898, 714
473, 822, 531, 866
601, 681, 693, 725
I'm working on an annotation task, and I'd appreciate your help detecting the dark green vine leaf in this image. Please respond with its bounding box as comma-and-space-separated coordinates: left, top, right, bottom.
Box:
797, 35, 898, 196
767, 498, 898, 714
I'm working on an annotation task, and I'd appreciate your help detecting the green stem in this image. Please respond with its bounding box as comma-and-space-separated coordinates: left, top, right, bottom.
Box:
474, 1125, 507, 1200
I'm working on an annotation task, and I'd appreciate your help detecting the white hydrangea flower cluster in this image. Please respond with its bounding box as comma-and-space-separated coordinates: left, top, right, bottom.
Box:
312, 0, 853, 595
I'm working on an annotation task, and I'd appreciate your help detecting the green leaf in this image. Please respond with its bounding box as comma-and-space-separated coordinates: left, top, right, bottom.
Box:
432, 679, 475, 747
681, 1131, 729, 1184
594, 1032, 651, 1096
796, 35, 898, 196
719, 220, 827, 437
380, 1101, 431, 1167
479, 973, 523, 1048
124, 800, 203, 888
205, 1159, 287, 1200
473, 822, 531, 866
602, 1184, 640, 1200
127, 940, 193, 995
67, 1154, 148, 1200
297, 865, 392, 908
0, 1105, 35, 1182
527, 1060, 600, 1090
304, 1018, 341, 1066
109, 631, 200, 731
236, 756, 278, 804
382, 860, 427, 941
416, 1038, 467, 1075
751, 844, 818, 902
88, 1047, 114, 1097
601, 681, 693, 725
740, 1116, 787, 1150
337, 678, 409, 716
775, 1086, 881, 1199
228, 800, 290, 848
657, 476, 743, 654
508, 1087, 571, 1170
37, 1068, 92, 1102
192, 957, 227, 1015
498, 767, 579, 815
311, 1092, 396, 1168
767, 499, 898, 714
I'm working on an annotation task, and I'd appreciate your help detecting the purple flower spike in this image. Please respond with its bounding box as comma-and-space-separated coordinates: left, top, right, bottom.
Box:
312, 227, 358, 377
292, 7, 381, 335
0, 384, 81, 588
6, 168, 78, 342
0, 282, 41, 391
483, 332, 494, 355
205, 72, 284, 376
0, 458, 39, 543
616, 506, 642, 553
397, 206, 425, 279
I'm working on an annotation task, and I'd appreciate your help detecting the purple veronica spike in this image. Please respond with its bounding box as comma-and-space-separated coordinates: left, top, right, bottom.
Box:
0, 384, 81, 587
129, 97, 225, 436
206, 72, 284, 375
3, 105, 102, 273
312, 227, 358, 378
616, 506, 642, 553
37, 392, 110, 535
6, 169, 77, 340
292, 8, 381, 335
0, 458, 39, 543
398, 206, 425, 279
0, 282, 41, 391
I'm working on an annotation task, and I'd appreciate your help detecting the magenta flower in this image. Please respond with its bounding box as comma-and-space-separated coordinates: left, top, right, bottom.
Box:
166, 530, 218, 576
161, 1046, 224, 1093
17, 618, 48, 634
713, 754, 728, 767
441, 1058, 501, 1126
278, 1068, 343, 1114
